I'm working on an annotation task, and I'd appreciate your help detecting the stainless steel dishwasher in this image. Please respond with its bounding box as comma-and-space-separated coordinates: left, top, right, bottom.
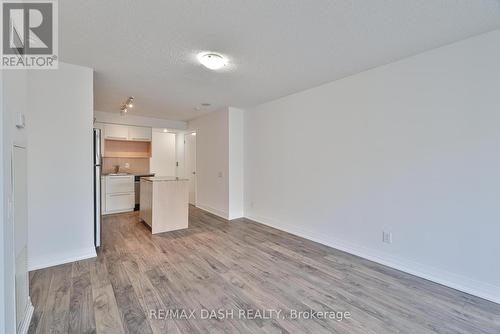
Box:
134, 173, 155, 210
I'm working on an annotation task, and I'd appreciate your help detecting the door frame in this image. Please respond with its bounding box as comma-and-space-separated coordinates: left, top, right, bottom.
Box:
11, 144, 34, 334
184, 131, 197, 206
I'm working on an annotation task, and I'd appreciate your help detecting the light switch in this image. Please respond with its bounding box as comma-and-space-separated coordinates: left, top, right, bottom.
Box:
382, 231, 393, 244
15, 112, 25, 129
218, 171, 223, 178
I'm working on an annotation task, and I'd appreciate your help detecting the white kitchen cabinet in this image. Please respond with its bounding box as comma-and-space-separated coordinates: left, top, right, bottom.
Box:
128, 126, 152, 141
104, 124, 129, 140
103, 175, 135, 214
103, 123, 152, 142
106, 193, 135, 213
150, 132, 176, 176
105, 174, 134, 193
139, 177, 189, 234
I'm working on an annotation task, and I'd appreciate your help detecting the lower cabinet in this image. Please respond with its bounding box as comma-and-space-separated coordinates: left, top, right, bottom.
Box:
102, 175, 135, 214
106, 193, 134, 213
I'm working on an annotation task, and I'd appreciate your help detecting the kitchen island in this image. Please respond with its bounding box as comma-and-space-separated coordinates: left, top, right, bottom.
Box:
139, 176, 189, 234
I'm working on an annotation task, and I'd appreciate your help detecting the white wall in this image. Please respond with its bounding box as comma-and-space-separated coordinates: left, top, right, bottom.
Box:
228, 107, 244, 219
1, 69, 29, 334
189, 109, 230, 218
0, 69, 4, 334
244, 29, 500, 303
27, 63, 96, 270
188, 108, 244, 219
94, 110, 187, 130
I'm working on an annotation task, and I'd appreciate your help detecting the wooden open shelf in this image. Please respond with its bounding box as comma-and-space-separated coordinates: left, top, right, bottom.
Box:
104, 139, 151, 158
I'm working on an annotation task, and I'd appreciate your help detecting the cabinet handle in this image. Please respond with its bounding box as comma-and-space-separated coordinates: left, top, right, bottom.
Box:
109, 193, 132, 197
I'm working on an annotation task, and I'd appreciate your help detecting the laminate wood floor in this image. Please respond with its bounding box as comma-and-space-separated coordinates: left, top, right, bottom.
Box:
28, 206, 500, 334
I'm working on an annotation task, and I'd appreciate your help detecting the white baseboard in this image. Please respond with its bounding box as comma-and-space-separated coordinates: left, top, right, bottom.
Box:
28, 247, 97, 271
102, 208, 135, 215
196, 203, 229, 220
18, 297, 33, 334
227, 211, 244, 220
246, 213, 500, 305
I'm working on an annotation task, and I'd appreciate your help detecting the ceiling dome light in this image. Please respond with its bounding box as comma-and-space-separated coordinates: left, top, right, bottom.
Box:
197, 52, 227, 70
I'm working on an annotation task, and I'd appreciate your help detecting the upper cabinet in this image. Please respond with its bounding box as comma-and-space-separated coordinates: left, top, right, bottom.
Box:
104, 124, 129, 140
100, 123, 152, 158
103, 124, 152, 142
128, 126, 152, 141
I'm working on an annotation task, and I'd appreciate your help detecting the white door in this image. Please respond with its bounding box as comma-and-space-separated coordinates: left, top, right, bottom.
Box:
13, 146, 29, 331
184, 133, 196, 205
150, 132, 176, 176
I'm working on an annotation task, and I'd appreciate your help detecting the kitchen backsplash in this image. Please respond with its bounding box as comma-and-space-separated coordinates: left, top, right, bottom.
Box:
102, 157, 150, 174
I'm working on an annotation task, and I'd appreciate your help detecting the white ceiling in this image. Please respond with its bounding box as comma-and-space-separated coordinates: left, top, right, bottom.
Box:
60, 1, 500, 121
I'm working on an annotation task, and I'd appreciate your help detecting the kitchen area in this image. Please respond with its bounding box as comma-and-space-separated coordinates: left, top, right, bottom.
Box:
93, 122, 192, 247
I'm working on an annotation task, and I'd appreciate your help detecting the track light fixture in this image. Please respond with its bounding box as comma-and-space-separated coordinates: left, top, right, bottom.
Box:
126, 97, 134, 108
120, 96, 134, 115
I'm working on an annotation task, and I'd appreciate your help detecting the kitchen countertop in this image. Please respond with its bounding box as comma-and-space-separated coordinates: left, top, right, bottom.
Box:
134, 173, 155, 177
141, 176, 188, 182
103, 172, 155, 177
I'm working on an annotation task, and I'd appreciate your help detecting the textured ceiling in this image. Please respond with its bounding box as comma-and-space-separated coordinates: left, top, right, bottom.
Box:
59, 0, 500, 121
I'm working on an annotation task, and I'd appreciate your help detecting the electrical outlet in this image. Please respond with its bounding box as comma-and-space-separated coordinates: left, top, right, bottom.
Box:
124, 162, 130, 169
382, 231, 392, 244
